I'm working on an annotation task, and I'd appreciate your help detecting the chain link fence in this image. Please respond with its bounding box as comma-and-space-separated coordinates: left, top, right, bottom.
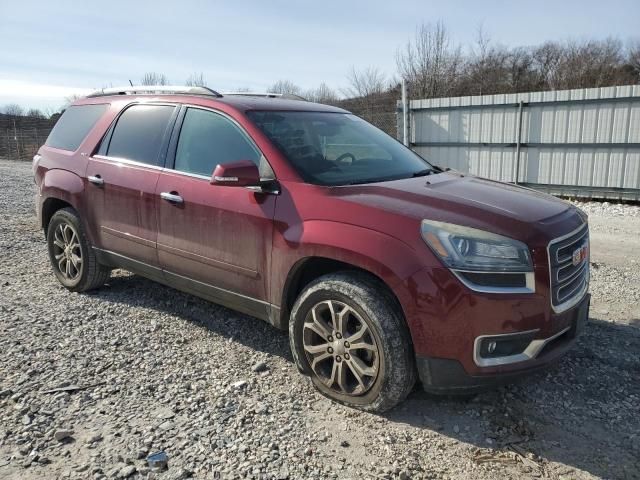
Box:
335, 92, 400, 138
0, 114, 56, 161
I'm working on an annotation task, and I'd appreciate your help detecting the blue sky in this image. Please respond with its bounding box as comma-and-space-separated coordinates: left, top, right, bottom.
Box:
1, 0, 639, 111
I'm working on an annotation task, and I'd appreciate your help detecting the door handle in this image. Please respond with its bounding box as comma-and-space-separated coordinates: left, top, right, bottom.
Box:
88, 175, 104, 186
160, 192, 184, 204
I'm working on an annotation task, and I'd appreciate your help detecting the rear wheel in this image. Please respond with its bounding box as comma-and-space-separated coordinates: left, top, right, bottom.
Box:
47, 208, 110, 292
290, 272, 416, 412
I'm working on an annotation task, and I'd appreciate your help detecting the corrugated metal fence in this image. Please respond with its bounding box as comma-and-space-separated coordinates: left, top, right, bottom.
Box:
401, 85, 640, 201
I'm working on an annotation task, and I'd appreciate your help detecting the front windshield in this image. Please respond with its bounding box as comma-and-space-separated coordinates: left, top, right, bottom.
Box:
246, 111, 435, 186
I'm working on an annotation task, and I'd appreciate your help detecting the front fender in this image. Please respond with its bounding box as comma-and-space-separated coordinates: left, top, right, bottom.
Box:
272, 219, 428, 323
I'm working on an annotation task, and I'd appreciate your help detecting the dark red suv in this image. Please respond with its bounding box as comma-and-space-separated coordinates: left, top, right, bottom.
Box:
33, 86, 590, 412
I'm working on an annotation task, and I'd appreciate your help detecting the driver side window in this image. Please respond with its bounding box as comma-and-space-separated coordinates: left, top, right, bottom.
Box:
174, 108, 261, 177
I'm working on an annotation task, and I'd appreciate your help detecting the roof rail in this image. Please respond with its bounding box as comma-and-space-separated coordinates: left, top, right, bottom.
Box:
86, 85, 223, 98
222, 91, 307, 101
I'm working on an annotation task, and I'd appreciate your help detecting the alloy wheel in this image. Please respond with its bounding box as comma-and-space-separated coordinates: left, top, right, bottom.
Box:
52, 222, 83, 281
302, 300, 380, 396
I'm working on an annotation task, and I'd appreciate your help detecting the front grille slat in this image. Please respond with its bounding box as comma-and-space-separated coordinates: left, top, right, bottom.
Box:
557, 260, 587, 284
548, 224, 589, 312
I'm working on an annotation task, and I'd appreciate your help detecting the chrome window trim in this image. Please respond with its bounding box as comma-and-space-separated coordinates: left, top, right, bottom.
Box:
547, 223, 590, 314
452, 269, 535, 294
473, 326, 570, 367
161, 168, 211, 181
91, 154, 165, 171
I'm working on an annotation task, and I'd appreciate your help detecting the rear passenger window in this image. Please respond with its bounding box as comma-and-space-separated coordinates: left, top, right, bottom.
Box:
174, 108, 261, 177
45, 104, 108, 151
105, 105, 175, 166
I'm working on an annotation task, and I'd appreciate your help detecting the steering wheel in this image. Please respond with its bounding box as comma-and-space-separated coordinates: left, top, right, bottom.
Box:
335, 152, 356, 164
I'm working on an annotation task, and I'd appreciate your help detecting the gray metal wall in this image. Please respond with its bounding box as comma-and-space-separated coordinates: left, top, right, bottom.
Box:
404, 85, 640, 201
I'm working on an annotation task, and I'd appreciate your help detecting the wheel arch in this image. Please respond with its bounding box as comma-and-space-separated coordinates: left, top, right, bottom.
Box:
39, 168, 89, 239
41, 197, 75, 235
279, 255, 412, 331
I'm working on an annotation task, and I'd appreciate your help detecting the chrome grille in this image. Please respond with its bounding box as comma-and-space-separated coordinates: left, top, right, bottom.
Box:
548, 224, 589, 312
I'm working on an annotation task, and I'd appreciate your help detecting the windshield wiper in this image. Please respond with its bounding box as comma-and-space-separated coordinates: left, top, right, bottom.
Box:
411, 168, 438, 177
345, 175, 405, 185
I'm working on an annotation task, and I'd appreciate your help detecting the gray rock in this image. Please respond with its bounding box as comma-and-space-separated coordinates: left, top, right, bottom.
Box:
158, 421, 175, 431
54, 429, 74, 441
118, 465, 136, 478
232, 380, 248, 389
157, 408, 175, 420
252, 361, 268, 373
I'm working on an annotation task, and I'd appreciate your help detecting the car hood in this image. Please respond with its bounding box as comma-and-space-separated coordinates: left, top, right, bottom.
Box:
331, 172, 580, 240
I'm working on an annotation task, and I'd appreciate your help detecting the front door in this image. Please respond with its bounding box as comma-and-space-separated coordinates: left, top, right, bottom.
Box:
155, 107, 276, 315
84, 104, 177, 266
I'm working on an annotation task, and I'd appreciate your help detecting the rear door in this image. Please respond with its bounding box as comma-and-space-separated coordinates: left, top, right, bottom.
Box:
85, 104, 177, 266
155, 106, 276, 313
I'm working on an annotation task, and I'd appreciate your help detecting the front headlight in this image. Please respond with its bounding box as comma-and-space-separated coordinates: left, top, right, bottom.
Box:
420, 219, 532, 272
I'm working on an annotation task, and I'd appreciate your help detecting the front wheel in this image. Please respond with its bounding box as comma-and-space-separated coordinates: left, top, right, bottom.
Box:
46, 208, 110, 292
289, 272, 416, 412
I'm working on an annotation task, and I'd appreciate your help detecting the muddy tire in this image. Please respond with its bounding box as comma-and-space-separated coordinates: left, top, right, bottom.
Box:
46, 208, 110, 292
289, 271, 416, 412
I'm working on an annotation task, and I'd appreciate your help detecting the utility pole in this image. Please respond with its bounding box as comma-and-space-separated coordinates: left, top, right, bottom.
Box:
401, 79, 410, 147
13, 119, 20, 160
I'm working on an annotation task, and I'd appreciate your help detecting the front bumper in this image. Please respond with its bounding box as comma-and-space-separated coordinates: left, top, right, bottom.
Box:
416, 293, 589, 393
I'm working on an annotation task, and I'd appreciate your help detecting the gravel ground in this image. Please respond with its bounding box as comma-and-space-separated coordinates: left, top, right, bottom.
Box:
1, 159, 639, 480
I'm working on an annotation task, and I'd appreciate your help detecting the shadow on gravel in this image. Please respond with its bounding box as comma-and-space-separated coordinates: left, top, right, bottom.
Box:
89, 272, 293, 362
89, 274, 640, 478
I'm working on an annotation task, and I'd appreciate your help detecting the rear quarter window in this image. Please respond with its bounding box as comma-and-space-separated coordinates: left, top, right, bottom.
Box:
45, 104, 109, 151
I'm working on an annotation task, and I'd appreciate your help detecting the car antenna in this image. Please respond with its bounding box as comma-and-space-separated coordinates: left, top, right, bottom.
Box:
128, 79, 134, 87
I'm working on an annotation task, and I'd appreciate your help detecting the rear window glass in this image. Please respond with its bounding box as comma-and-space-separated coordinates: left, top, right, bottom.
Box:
105, 105, 175, 166
45, 104, 108, 151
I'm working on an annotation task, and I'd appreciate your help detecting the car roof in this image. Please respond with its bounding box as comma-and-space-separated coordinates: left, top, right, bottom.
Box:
77, 92, 349, 114
213, 95, 349, 113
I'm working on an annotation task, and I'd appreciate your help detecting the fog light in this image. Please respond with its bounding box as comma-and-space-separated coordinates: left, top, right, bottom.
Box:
478, 331, 537, 359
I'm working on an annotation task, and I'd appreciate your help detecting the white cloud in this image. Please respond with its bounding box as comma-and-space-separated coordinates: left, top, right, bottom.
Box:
0, 79, 93, 99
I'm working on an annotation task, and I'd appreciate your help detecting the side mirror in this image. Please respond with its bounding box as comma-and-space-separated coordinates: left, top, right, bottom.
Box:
210, 160, 260, 187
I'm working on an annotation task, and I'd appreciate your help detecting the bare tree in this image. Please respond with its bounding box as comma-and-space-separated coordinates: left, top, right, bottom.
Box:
26, 108, 45, 119
268, 80, 302, 95
343, 67, 386, 98
504, 47, 536, 92
42, 107, 59, 119
2, 104, 24, 117
460, 27, 515, 96
396, 21, 462, 98
531, 41, 563, 89
63, 94, 84, 108
629, 40, 640, 79
547, 38, 632, 89
185, 72, 207, 87
140, 72, 169, 86
304, 83, 339, 104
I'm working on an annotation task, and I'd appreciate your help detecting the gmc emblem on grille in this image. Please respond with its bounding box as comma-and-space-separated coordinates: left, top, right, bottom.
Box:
572, 244, 588, 267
